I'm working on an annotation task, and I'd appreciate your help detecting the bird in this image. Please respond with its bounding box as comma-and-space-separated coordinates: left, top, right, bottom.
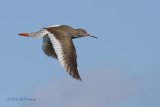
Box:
18, 25, 98, 80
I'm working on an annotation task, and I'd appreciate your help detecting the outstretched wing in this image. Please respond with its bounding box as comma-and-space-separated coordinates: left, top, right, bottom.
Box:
19, 28, 57, 58
19, 28, 81, 80
27, 29, 48, 38
47, 32, 81, 80
42, 35, 57, 58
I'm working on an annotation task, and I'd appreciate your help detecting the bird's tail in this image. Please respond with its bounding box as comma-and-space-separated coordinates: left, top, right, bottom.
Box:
18, 33, 30, 37
18, 29, 48, 38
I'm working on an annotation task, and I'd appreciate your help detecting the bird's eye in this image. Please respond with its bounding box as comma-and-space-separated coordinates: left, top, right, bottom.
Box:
82, 30, 86, 33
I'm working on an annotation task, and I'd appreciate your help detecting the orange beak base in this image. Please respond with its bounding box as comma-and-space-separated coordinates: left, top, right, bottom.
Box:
86, 34, 98, 39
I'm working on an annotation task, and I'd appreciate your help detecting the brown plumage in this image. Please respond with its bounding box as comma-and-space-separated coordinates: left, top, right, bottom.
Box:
18, 25, 97, 80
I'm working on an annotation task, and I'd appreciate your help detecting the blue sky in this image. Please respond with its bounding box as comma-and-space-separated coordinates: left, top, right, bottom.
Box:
0, 0, 160, 107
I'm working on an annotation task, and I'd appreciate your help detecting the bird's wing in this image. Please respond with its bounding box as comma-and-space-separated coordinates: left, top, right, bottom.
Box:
47, 33, 81, 80
19, 29, 58, 58
42, 35, 57, 58
19, 28, 81, 80
27, 29, 49, 38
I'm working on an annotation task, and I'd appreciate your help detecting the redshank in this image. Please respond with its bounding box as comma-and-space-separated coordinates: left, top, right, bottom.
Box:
18, 25, 98, 80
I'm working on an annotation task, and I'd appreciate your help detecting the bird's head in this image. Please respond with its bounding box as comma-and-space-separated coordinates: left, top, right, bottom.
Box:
72, 29, 98, 39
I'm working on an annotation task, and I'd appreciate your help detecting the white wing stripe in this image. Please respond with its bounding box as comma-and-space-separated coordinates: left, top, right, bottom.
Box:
29, 29, 48, 38
46, 25, 61, 28
47, 33, 67, 70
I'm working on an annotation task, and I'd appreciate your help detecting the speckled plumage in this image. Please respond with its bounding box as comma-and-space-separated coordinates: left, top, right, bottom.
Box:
19, 25, 97, 80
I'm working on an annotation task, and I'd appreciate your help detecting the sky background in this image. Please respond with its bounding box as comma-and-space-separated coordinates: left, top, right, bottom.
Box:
0, 0, 160, 107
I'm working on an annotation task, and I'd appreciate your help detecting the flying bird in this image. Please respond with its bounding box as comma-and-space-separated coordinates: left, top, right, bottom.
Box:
18, 25, 98, 80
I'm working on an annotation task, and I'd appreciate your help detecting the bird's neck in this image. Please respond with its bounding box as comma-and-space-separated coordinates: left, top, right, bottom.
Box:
72, 36, 81, 39
71, 30, 81, 39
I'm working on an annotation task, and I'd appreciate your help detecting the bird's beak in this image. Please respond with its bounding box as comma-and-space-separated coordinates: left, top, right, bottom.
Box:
87, 34, 98, 39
